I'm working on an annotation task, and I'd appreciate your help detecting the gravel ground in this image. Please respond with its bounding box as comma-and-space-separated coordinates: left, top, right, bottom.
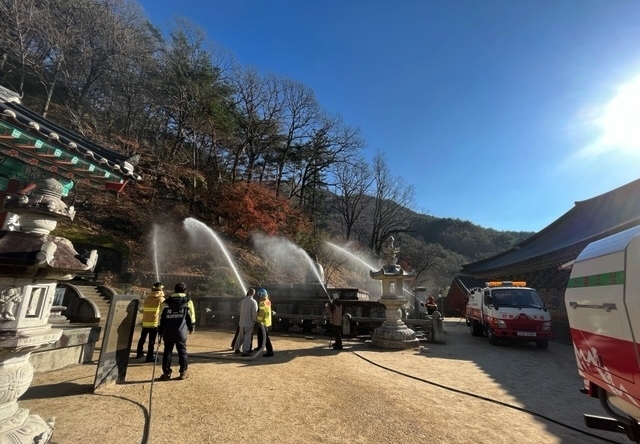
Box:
19, 319, 628, 444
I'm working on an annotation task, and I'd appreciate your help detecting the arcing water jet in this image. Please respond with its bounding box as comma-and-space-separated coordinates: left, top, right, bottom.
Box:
183, 218, 248, 296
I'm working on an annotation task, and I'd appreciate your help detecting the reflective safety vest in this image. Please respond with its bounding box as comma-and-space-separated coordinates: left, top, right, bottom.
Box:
165, 293, 196, 323
256, 298, 272, 327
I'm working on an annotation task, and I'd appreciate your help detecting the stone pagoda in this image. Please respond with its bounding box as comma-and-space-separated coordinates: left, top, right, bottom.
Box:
0, 178, 97, 443
369, 236, 420, 349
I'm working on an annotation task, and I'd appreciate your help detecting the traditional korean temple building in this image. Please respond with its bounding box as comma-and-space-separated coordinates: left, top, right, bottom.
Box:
0, 86, 140, 206
452, 178, 640, 342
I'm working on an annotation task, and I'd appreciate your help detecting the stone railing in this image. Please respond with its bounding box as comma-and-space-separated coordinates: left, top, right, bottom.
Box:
191, 296, 445, 343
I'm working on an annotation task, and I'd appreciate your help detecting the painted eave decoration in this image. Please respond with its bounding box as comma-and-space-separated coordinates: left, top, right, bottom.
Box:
0, 87, 141, 193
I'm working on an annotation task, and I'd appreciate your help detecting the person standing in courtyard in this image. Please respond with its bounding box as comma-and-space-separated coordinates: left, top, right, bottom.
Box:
136, 282, 165, 361
230, 297, 241, 350
158, 282, 195, 380
325, 293, 343, 350
235, 288, 258, 356
255, 288, 274, 357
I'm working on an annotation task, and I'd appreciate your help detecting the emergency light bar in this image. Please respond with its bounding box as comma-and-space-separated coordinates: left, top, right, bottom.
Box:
486, 281, 527, 287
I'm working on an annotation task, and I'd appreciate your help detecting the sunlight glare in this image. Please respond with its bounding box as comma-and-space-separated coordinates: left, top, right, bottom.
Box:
594, 75, 640, 154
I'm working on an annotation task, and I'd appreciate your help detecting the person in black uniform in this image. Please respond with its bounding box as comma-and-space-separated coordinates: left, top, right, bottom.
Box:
158, 282, 194, 380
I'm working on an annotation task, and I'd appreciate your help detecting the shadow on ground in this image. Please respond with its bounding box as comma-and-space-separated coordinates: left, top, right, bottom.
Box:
21, 382, 93, 400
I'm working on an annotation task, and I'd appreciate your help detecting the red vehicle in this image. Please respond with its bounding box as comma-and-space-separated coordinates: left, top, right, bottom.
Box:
565, 226, 640, 442
465, 281, 552, 348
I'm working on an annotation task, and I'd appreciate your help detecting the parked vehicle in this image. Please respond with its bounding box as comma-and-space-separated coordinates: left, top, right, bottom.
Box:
565, 225, 640, 442
465, 281, 552, 348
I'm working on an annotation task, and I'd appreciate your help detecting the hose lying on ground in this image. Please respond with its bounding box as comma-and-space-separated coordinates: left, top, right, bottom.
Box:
351, 350, 625, 444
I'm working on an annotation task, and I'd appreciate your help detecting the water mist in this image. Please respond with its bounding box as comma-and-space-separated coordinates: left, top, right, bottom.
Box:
253, 233, 331, 300
324, 241, 419, 303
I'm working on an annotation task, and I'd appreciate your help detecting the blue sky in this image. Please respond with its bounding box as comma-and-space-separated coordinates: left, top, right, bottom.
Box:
137, 0, 640, 233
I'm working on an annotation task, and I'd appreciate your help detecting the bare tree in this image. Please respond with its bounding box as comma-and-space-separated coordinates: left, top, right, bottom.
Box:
91, 1, 163, 139
0, 0, 79, 116
396, 234, 445, 286
331, 157, 374, 241
158, 19, 226, 156
0, 0, 38, 94
369, 151, 415, 254
230, 67, 283, 183
46, 0, 115, 125
288, 114, 363, 210
272, 78, 321, 197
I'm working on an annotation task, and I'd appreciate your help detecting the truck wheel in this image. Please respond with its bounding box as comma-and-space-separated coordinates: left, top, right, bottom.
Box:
535, 339, 549, 349
488, 329, 500, 346
470, 320, 482, 336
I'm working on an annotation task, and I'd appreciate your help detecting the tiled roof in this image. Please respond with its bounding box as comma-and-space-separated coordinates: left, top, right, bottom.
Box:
0, 86, 141, 191
453, 275, 486, 293
460, 178, 640, 276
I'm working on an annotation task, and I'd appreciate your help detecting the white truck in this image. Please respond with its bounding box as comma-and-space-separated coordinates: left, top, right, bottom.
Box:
565, 225, 640, 442
465, 281, 552, 348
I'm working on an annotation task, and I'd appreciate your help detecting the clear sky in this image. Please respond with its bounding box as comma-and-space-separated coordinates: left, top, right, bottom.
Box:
137, 0, 640, 233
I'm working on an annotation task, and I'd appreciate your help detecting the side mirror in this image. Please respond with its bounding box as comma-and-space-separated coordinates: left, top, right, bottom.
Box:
484, 295, 493, 306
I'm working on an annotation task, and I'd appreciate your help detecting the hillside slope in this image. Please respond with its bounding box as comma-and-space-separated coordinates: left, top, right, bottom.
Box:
56, 172, 533, 295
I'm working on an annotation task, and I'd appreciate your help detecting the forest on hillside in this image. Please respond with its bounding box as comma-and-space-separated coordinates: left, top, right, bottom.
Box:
0, 0, 533, 292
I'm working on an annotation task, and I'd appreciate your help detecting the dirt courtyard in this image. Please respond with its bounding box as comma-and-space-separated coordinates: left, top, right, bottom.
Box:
20, 320, 627, 444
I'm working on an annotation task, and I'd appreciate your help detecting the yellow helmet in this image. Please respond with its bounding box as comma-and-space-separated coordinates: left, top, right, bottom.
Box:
152, 282, 164, 290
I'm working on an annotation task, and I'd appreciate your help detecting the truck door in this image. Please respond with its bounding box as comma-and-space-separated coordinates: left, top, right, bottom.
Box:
482, 290, 492, 323
623, 235, 640, 385
568, 248, 636, 386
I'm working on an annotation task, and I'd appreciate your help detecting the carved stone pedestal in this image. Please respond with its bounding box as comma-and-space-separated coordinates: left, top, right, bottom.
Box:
0, 280, 63, 444
0, 178, 97, 443
370, 237, 419, 349
0, 351, 56, 444
371, 296, 420, 349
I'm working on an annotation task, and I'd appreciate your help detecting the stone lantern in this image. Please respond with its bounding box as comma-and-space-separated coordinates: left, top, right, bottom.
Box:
0, 178, 97, 443
369, 237, 420, 349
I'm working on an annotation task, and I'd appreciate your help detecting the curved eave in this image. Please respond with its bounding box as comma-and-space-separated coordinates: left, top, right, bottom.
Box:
0, 105, 141, 190
460, 178, 640, 277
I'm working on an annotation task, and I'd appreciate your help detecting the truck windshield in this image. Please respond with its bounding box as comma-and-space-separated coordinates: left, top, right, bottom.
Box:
491, 289, 545, 308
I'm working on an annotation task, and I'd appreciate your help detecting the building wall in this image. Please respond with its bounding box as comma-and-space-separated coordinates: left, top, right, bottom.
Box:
524, 266, 572, 343
446, 282, 469, 318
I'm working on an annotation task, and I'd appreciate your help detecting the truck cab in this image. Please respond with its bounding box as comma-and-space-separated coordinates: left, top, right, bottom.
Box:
466, 281, 552, 348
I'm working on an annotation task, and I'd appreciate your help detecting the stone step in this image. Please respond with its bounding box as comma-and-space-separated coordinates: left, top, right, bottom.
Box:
75, 286, 110, 299
72, 286, 111, 349
73, 285, 111, 320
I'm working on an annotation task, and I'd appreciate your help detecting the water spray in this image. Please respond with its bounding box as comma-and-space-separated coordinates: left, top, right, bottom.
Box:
183, 218, 248, 295
324, 240, 421, 305
325, 241, 379, 270
253, 233, 333, 302
301, 251, 332, 302
152, 223, 161, 282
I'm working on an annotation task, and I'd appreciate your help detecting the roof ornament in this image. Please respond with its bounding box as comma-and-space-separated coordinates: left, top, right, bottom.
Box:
381, 236, 401, 274
125, 154, 140, 166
